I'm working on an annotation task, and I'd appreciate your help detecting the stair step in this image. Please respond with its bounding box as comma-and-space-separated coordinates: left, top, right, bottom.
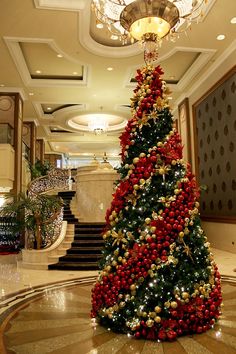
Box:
74, 233, 103, 238
67, 247, 102, 254
75, 223, 105, 228
59, 254, 102, 261
72, 240, 103, 246
75, 229, 103, 234
48, 262, 99, 270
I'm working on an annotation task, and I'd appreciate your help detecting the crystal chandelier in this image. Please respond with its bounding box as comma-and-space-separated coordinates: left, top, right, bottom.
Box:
92, 0, 207, 60
88, 116, 108, 135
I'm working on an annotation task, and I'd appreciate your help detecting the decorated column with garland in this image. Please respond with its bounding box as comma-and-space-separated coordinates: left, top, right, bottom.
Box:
91, 64, 222, 341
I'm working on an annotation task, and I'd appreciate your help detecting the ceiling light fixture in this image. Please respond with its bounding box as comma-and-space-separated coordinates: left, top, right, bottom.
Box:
35, 70, 42, 74
88, 107, 108, 135
107, 67, 114, 71
230, 17, 236, 24
92, 0, 208, 62
216, 34, 225, 41
57, 54, 63, 58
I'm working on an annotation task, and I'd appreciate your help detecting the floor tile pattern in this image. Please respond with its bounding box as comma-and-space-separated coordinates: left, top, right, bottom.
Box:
1, 279, 236, 354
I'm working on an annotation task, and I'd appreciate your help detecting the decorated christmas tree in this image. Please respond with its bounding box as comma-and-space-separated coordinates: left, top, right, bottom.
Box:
91, 64, 222, 341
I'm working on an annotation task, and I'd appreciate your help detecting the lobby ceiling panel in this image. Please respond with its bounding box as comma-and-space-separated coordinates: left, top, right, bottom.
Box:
0, 0, 235, 160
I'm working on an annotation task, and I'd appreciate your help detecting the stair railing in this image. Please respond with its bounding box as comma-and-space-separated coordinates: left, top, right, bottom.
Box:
27, 168, 70, 249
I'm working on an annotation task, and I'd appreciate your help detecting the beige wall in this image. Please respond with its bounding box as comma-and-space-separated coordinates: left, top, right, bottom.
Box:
187, 45, 236, 253
0, 144, 14, 190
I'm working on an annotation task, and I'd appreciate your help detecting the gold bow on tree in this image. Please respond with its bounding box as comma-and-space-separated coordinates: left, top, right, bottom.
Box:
111, 230, 128, 246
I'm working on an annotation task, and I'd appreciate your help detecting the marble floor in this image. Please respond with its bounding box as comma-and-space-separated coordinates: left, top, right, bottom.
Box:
0, 248, 236, 353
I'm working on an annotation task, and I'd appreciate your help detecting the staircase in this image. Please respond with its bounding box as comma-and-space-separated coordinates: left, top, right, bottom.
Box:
58, 191, 79, 224
48, 191, 105, 270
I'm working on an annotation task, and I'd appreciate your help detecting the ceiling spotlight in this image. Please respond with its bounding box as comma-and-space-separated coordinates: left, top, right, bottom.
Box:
96, 22, 104, 29
35, 70, 42, 74
0, 84, 5, 87
230, 17, 236, 24
216, 34, 225, 41
29, 92, 34, 96
92, 0, 209, 61
47, 107, 52, 110
107, 67, 114, 71
57, 54, 63, 58
73, 71, 78, 75
111, 34, 119, 40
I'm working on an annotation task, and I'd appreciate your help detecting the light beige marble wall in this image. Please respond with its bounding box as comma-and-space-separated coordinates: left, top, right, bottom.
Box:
76, 168, 118, 222
202, 221, 236, 254
0, 144, 14, 190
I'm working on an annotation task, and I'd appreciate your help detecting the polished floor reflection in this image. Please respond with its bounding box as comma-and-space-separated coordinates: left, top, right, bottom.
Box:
1, 279, 236, 354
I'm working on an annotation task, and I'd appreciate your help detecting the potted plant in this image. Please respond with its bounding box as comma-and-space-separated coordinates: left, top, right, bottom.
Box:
0, 193, 64, 250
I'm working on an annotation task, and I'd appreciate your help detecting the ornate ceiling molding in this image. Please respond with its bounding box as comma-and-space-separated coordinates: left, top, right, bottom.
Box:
4, 37, 89, 88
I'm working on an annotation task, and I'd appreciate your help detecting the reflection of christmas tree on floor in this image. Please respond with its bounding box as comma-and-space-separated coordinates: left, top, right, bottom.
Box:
91, 64, 222, 341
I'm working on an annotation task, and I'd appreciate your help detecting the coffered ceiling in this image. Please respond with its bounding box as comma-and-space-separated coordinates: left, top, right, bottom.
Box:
0, 0, 235, 164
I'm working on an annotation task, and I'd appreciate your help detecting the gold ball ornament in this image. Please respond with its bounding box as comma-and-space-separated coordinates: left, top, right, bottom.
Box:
139, 152, 146, 157
146, 319, 154, 327
154, 306, 161, 313
133, 157, 139, 164
154, 316, 161, 323
145, 217, 151, 224
133, 184, 139, 190
182, 292, 189, 299
139, 179, 146, 185
130, 284, 136, 291
170, 301, 178, 309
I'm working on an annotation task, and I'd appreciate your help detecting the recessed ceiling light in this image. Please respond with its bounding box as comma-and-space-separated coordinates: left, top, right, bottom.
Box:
57, 54, 63, 58
111, 35, 118, 40
96, 23, 103, 29
47, 107, 52, 110
73, 71, 78, 75
107, 67, 114, 71
0, 84, 5, 87
35, 70, 42, 74
230, 17, 236, 24
169, 76, 175, 80
29, 92, 34, 96
216, 34, 225, 41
